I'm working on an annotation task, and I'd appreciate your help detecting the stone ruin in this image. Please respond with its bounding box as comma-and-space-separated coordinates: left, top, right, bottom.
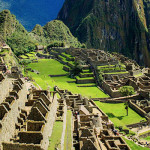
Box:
57, 87, 130, 150
2, 88, 57, 150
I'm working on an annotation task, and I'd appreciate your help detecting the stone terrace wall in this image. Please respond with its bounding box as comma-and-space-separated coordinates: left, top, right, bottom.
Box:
0, 78, 13, 103
2, 143, 43, 150
40, 94, 58, 150
129, 100, 147, 118
0, 79, 27, 145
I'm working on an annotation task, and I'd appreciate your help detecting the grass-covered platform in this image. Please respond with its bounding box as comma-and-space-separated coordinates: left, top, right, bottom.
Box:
27, 59, 109, 98
95, 101, 146, 128
48, 121, 63, 150
122, 137, 149, 150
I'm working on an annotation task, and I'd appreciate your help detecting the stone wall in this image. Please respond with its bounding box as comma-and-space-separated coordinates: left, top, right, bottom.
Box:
61, 100, 67, 150
2, 143, 43, 150
0, 78, 13, 103
40, 94, 58, 150
0, 79, 27, 146
129, 100, 147, 118
102, 81, 122, 98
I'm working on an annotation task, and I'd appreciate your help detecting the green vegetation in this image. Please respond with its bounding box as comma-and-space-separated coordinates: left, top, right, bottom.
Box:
7, 31, 36, 56
48, 121, 63, 150
119, 86, 135, 96
104, 71, 128, 74
122, 137, 149, 150
139, 130, 150, 136
58, 0, 150, 66
95, 102, 146, 129
27, 59, 109, 98
134, 73, 143, 78
28, 59, 67, 75
0, 10, 84, 56
64, 110, 72, 150
0, 10, 37, 56
0, 48, 20, 70
70, 61, 82, 77
141, 136, 150, 141
31, 20, 84, 48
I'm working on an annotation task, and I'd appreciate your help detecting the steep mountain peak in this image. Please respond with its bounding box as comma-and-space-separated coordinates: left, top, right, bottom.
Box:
58, 0, 150, 67
0, 9, 26, 40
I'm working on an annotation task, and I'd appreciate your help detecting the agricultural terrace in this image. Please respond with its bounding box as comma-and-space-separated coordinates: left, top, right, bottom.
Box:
27, 59, 109, 98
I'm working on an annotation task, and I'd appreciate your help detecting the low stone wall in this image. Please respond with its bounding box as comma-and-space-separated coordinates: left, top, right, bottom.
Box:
49, 74, 67, 77
0, 80, 27, 146
2, 143, 43, 150
0, 78, 13, 103
79, 73, 93, 78
61, 101, 67, 150
129, 100, 147, 118
63, 66, 70, 72
40, 94, 58, 150
92, 94, 141, 101
139, 132, 150, 138
76, 78, 95, 84
127, 121, 147, 128
104, 72, 129, 80
102, 81, 122, 98
129, 70, 141, 76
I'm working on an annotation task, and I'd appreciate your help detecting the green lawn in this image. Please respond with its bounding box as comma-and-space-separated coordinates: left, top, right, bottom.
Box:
64, 110, 72, 150
122, 137, 149, 150
48, 121, 63, 150
95, 102, 146, 128
141, 136, 150, 141
28, 59, 67, 75
27, 59, 109, 98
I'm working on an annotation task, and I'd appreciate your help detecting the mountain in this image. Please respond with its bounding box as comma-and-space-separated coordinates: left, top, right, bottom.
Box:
0, 0, 65, 31
0, 9, 36, 55
58, 0, 150, 67
0, 10, 82, 55
31, 20, 83, 48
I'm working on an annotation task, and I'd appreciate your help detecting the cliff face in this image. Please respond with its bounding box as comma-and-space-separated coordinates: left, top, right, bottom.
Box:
58, 0, 150, 66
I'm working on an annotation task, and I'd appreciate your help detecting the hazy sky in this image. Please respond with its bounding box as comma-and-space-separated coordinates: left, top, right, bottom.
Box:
0, 0, 65, 30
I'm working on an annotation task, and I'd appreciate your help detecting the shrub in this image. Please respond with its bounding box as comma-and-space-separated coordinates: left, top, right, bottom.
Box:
119, 86, 135, 96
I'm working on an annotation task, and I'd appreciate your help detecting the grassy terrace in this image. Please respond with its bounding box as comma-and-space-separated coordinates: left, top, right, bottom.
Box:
104, 71, 128, 74
64, 110, 72, 150
122, 137, 149, 150
95, 102, 146, 129
48, 121, 63, 150
19, 52, 37, 60
76, 76, 94, 80
28, 59, 67, 75
141, 136, 150, 141
62, 52, 74, 59
27, 59, 109, 98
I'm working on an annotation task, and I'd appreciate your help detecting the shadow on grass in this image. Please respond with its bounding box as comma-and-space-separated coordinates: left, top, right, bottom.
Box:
106, 113, 125, 120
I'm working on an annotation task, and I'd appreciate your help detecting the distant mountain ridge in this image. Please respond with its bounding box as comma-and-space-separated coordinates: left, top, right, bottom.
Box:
0, 10, 82, 56
0, 0, 65, 31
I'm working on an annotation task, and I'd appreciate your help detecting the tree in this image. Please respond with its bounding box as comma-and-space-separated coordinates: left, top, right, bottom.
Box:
119, 86, 135, 96
98, 71, 104, 84
69, 61, 83, 77
124, 101, 129, 116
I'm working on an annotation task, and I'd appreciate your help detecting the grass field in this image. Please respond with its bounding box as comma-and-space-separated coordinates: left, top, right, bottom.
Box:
64, 110, 72, 150
122, 137, 149, 150
27, 59, 109, 98
95, 101, 146, 128
141, 136, 150, 141
28, 59, 67, 75
48, 121, 63, 150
